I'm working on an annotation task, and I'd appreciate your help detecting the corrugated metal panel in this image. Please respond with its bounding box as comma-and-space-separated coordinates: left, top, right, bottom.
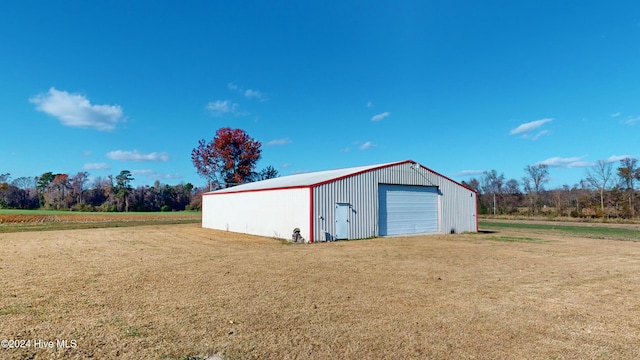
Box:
313, 162, 476, 240
202, 188, 310, 240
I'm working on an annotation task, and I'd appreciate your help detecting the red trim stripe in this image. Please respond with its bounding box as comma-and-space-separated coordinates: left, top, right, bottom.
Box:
415, 162, 477, 194
475, 192, 479, 232
202, 185, 310, 195
309, 187, 314, 243
310, 160, 410, 187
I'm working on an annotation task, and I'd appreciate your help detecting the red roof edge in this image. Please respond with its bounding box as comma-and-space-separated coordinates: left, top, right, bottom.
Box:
202, 185, 310, 196
310, 160, 413, 188
417, 163, 479, 195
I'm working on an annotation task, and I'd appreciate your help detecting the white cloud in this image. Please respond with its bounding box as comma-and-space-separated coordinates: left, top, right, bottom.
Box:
606, 154, 633, 162
30, 87, 124, 131
267, 138, 292, 146
611, 112, 621, 118
131, 169, 182, 179
456, 170, 485, 176
622, 116, 640, 125
371, 112, 390, 122
531, 130, 550, 141
537, 156, 592, 168
228, 82, 268, 101
340, 147, 351, 153
366, 101, 373, 108
359, 141, 375, 150
106, 150, 169, 162
82, 150, 92, 157
205, 100, 239, 116
281, 163, 292, 169
83, 163, 110, 170
131, 169, 154, 176
538, 155, 634, 169
244, 89, 267, 101
510, 118, 553, 136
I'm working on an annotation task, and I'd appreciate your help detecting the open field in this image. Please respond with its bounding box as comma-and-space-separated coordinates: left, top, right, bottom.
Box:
2, 222, 640, 359
0, 210, 201, 233
479, 219, 640, 242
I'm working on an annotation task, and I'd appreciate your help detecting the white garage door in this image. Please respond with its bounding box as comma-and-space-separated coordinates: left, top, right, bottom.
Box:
378, 184, 438, 236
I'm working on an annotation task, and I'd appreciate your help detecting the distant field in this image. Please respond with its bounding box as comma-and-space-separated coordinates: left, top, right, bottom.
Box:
479, 220, 640, 242
0, 209, 201, 233
2, 221, 640, 359
0, 209, 200, 216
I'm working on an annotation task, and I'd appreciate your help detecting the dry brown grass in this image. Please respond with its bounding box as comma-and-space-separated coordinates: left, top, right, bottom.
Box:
2, 224, 640, 359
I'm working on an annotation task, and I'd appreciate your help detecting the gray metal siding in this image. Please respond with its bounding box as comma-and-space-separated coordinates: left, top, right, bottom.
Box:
312, 162, 476, 240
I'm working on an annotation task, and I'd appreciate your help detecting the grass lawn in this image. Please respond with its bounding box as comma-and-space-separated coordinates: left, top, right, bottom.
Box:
479, 220, 640, 242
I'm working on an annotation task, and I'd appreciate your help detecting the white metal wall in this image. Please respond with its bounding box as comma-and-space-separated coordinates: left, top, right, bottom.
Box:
202, 188, 310, 241
313, 162, 476, 240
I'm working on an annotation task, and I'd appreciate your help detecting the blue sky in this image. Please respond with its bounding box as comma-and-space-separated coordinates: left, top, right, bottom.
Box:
2, 1, 639, 189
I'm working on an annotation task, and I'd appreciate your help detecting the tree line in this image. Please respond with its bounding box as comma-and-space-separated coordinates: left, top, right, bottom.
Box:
465, 157, 640, 218
0, 170, 203, 212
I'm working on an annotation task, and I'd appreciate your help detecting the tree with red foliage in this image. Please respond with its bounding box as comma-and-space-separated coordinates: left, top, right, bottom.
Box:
191, 127, 262, 190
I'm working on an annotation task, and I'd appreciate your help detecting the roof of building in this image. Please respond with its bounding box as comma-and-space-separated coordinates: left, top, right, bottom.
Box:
207, 160, 411, 194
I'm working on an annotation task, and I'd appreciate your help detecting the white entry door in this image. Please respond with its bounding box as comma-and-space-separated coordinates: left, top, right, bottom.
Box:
335, 203, 350, 239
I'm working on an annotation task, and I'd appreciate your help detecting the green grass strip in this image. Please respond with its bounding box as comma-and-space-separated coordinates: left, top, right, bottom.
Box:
487, 235, 550, 243
479, 221, 640, 241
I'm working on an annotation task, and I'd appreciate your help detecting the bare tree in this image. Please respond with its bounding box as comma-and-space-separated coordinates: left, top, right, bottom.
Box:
462, 178, 480, 192
523, 164, 549, 214
70, 171, 89, 205
585, 160, 613, 217
617, 157, 640, 217
502, 178, 522, 214
550, 185, 571, 216
44, 174, 71, 209
11, 177, 35, 190
9, 177, 37, 209
482, 170, 505, 216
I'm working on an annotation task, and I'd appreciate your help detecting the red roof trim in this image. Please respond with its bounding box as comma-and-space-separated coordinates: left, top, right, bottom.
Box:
476, 192, 479, 232
309, 187, 314, 243
309, 160, 412, 187
202, 185, 310, 196
417, 163, 479, 195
